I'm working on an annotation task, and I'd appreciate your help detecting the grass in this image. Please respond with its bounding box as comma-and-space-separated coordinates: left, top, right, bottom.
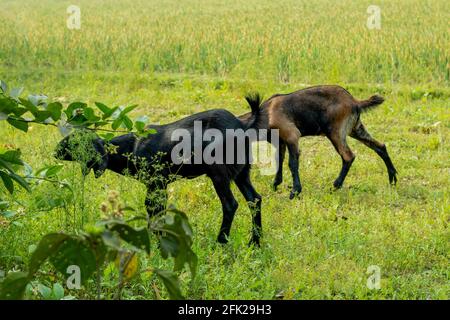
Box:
0, 0, 449, 299
0, 0, 449, 85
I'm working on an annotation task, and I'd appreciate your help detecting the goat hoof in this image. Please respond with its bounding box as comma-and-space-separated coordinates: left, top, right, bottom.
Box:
217, 234, 229, 244
248, 237, 260, 248
333, 181, 343, 189
272, 179, 282, 191
389, 172, 398, 185
289, 189, 301, 199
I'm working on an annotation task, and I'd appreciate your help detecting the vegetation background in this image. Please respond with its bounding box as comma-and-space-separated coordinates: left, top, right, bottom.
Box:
0, 0, 448, 299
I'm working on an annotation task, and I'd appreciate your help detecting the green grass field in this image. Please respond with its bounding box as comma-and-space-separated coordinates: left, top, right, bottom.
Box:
0, 0, 449, 299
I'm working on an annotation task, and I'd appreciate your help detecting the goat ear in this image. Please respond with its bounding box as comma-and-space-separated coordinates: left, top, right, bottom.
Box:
91, 139, 109, 178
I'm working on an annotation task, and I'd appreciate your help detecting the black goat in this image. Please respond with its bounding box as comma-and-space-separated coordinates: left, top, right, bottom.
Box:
56, 95, 264, 245
239, 85, 398, 199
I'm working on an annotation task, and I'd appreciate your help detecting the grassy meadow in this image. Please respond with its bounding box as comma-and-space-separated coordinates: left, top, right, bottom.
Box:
0, 0, 449, 299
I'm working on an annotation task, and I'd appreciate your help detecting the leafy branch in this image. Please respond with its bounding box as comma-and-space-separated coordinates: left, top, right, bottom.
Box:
0, 80, 154, 195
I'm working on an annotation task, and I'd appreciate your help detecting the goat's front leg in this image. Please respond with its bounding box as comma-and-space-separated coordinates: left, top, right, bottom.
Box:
234, 167, 262, 247
273, 140, 286, 190
350, 122, 398, 185
211, 175, 238, 244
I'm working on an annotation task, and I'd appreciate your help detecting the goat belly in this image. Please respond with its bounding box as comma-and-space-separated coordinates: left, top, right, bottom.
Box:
172, 163, 207, 179
297, 121, 324, 136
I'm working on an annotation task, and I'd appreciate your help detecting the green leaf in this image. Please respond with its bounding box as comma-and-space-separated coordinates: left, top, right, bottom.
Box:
65, 102, 87, 119
83, 107, 100, 122
100, 132, 115, 141
34, 110, 53, 122
154, 269, 184, 300
9, 87, 23, 99
122, 116, 133, 131
0, 80, 7, 93
0, 158, 15, 173
38, 284, 52, 299
157, 210, 197, 277
69, 114, 88, 125
46, 102, 63, 121
95, 102, 118, 120
100, 229, 122, 251
94, 102, 110, 114
110, 106, 123, 120
159, 234, 178, 260
0, 97, 18, 114
93, 121, 109, 128
57, 122, 73, 136
9, 172, 31, 192
0, 171, 14, 194
0, 272, 29, 300
135, 115, 149, 123
45, 164, 64, 177
135, 121, 145, 132
36, 164, 63, 178
121, 104, 138, 115
186, 250, 198, 277
7, 118, 28, 132
49, 236, 97, 283
0, 149, 23, 166
104, 106, 119, 120
18, 97, 38, 114
147, 128, 157, 134
135, 115, 149, 132
52, 283, 65, 300
111, 117, 123, 130
28, 94, 47, 107
12, 107, 27, 117
28, 244, 37, 254
109, 222, 150, 254
29, 233, 71, 275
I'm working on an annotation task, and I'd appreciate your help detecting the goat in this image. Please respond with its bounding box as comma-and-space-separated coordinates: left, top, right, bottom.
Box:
239, 85, 398, 199
55, 94, 264, 246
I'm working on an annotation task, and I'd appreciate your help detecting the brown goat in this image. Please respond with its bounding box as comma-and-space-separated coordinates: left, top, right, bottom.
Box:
239, 85, 398, 199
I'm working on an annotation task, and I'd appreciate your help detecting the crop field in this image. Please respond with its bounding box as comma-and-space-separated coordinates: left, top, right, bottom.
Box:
0, 0, 448, 300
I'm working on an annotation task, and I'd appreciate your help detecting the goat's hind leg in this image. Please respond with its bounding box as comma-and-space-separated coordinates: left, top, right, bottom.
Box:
278, 126, 301, 199
235, 167, 262, 247
328, 134, 356, 189
350, 122, 398, 184
211, 175, 239, 244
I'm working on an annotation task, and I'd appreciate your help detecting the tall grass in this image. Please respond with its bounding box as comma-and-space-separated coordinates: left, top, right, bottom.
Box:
0, 0, 448, 85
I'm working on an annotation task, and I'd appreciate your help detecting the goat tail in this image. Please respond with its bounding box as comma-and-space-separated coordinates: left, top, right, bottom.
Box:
243, 92, 263, 130
355, 94, 384, 113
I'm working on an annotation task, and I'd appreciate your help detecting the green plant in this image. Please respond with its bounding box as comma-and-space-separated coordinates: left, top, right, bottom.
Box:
0, 198, 196, 300
0, 80, 197, 300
